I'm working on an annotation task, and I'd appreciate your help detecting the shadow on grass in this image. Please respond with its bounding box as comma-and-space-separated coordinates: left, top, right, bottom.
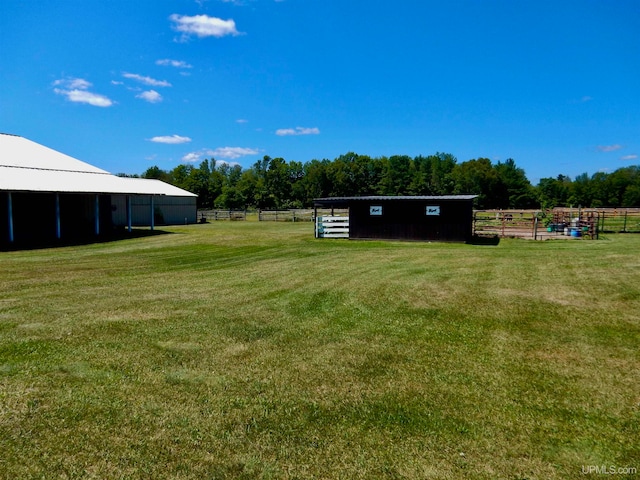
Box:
468, 234, 501, 246
0, 228, 174, 252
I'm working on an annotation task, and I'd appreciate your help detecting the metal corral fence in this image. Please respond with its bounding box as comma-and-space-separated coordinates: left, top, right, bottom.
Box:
553, 207, 640, 234
473, 210, 600, 240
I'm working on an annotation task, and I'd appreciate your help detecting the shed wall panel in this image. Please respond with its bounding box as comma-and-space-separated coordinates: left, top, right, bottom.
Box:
348, 199, 473, 242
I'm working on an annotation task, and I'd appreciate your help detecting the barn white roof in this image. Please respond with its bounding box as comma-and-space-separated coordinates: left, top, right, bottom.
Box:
0, 134, 196, 197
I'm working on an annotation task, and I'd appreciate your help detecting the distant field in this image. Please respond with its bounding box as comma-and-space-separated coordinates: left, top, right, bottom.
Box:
1, 223, 638, 479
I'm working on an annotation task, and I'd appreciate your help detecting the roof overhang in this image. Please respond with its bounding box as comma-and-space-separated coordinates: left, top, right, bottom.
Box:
0, 134, 196, 197
314, 195, 478, 207
0, 166, 196, 196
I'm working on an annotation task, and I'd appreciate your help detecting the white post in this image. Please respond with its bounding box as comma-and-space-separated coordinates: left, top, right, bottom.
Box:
127, 195, 132, 233
94, 195, 100, 236
7, 192, 14, 243
150, 195, 154, 231
55, 193, 61, 239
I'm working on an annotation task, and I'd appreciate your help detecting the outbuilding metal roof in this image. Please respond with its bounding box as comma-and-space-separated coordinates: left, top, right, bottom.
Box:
314, 195, 478, 205
0, 133, 196, 197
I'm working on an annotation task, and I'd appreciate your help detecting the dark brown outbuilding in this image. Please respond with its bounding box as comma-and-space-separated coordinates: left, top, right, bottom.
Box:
314, 195, 477, 242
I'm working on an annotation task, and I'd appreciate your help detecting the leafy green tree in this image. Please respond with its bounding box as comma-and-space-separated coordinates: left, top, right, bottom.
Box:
142, 165, 170, 182
452, 158, 501, 209
607, 166, 640, 206
168, 164, 193, 191
299, 159, 331, 204
410, 153, 457, 195
265, 157, 292, 209
567, 172, 593, 206
494, 158, 537, 208
186, 160, 213, 208
326, 153, 355, 197
378, 155, 413, 195
235, 168, 260, 208
249, 156, 272, 209
622, 184, 640, 206
137, 147, 640, 210
536, 175, 571, 208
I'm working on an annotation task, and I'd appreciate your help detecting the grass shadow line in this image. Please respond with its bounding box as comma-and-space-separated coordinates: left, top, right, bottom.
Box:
0, 229, 174, 252
468, 235, 501, 246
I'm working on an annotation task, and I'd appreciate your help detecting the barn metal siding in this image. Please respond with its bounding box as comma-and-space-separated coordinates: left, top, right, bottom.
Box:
111, 195, 197, 226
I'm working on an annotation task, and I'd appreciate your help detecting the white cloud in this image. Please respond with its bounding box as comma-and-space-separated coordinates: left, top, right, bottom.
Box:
52, 78, 114, 107
149, 135, 192, 144
236, 119, 248, 124
182, 152, 202, 163
182, 147, 258, 163
156, 59, 193, 69
137, 90, 163, 103
275, 126, 320, 136
170, 14, 240, 40
210, 147, 258, 159
597, 144, 623, 152
122, 72, 172, 87
62, 78, 91, 90
621, 154, 638, 161
56, 89, 114, 107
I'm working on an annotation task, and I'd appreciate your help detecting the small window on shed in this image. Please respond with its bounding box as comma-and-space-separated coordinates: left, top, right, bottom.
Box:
426, 205, 440, 216
369, 206, 382, 216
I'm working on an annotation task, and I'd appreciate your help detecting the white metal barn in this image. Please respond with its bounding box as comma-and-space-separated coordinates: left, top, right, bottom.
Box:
0, 133, 197, 247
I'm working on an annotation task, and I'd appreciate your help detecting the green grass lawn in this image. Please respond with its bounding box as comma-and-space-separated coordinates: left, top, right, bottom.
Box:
1, 222, 639, 479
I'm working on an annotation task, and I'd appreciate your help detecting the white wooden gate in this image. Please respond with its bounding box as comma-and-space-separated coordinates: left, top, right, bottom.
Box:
315, 216, 349, 238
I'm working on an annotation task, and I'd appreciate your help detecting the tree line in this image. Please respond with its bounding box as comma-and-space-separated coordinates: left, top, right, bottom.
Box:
121, 153, 640, 210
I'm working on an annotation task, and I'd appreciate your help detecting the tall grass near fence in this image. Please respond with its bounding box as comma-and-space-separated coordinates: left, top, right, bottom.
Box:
1, 223, 639, 479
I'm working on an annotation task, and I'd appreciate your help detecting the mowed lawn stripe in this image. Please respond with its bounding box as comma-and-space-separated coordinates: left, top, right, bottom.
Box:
0, 222, 638, 479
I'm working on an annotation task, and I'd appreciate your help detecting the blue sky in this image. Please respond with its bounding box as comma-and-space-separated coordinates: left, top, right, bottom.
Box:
1, 0, 638, 183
